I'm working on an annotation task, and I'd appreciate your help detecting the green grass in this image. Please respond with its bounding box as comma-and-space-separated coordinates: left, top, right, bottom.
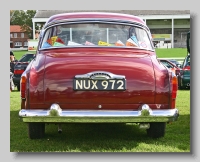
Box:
10, 89, 190, 152
12, 50, 36, 60
155, 48, 188, 58
12, 48, 187, 61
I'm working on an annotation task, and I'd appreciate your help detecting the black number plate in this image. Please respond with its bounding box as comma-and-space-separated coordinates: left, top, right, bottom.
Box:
73, 79, 126, 91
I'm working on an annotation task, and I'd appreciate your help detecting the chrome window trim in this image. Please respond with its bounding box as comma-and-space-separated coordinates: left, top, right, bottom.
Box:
39, 19, 154, 51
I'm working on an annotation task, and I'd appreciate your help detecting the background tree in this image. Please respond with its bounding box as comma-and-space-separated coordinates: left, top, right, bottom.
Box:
10, 10, 37, 39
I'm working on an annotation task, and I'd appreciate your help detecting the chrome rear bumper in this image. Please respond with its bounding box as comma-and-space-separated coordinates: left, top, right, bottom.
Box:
19, 109, 179, 123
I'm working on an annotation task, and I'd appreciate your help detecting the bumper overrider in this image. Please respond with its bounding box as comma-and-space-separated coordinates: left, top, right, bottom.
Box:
19, 104, 179, 123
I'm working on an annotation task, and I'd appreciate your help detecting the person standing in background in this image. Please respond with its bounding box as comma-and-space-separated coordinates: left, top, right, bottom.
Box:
10, 51, 17, 73
10, 51, 16, 91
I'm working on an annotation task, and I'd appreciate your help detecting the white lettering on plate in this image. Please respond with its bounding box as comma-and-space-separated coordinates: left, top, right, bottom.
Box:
75, 79, 124, 90
91, 80, 98, 89
76, 80, 82, 89
117, 80, 124, 89
83, 80, 90, 89
109, 80, 115, 89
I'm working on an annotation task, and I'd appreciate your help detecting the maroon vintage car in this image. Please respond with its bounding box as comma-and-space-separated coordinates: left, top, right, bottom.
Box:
19, 12, 179, 139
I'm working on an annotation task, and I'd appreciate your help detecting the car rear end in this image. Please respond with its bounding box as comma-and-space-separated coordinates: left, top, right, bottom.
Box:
13, 54, 35, 90
179, 54, 190, 89
18, 12, 179, 139
13, 62, 29, 89
179, 65, 190, 88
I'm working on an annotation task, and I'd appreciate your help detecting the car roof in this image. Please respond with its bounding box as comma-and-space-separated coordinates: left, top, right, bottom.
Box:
159, 59, 169, 61
18, 53, 35, 62
168, 59, 179, 63
159, 59, 179, 67
159, 59, 178, 63
23, 53, 35, 55
44, 12, 147, 29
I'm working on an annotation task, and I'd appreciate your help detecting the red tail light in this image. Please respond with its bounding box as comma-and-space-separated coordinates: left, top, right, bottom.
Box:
20, 75, 27, 99
175, 69, 180, 76
183, 66, 190, 70
170, 72, 178, 108
14, 69, 24, 75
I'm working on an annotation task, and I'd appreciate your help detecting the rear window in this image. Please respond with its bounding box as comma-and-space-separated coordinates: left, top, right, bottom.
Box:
160, 61, 174, 69
169, 60, 178, 65
19, 54, 34, 62
40, 23, 153, 50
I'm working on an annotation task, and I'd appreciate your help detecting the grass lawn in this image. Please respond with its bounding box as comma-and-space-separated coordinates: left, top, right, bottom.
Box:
13, 50, 36, 60
10, 89, 190, 152
12, 48, 187, 61
155, 48, 187, 58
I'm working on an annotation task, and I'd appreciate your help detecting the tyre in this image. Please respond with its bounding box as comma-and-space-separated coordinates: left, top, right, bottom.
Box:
178, 84, 184, 90
178, 78, 184, 90
17, 84, 20, 91
28, 123, 45, 139
146, 122, 166, 138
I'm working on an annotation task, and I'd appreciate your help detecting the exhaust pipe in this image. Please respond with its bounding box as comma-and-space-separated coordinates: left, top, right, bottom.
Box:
58, 124, 62, 133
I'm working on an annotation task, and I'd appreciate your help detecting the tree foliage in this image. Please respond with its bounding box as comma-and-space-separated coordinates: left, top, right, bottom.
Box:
10, 10, 37, 38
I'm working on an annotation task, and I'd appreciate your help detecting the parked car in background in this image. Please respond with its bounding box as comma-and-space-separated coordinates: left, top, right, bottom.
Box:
18, 12, 179, 139
168, 59, 182, 68
13, 53, 35, 91
178, 54, 190, 89
178, 31, 190, 90
159, 59, 181, 76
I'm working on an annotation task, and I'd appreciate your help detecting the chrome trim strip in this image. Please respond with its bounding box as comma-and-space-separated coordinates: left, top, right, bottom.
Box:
39, 46, 155, 52
39, 19, 154, 50
44, 19, 147, 30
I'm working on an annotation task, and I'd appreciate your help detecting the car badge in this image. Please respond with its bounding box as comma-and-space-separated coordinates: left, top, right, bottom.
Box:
75, 71, 125, 80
